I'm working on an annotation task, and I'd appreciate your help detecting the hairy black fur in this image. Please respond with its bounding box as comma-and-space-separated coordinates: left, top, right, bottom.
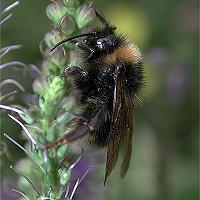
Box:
45, 9, 146, 183
62, 25, 144, 147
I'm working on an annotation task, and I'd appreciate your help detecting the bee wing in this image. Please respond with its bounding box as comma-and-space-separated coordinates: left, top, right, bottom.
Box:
120, 97, 134, 177
104, 62, 127, 184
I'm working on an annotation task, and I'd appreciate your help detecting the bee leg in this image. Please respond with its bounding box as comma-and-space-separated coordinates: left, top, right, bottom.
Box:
87, 49, 95, 61
63, 105, 105, 142
76, 42, 95, 61
69, 112, 88, 122
60, 65, 88, 78
43, 106, 105, 150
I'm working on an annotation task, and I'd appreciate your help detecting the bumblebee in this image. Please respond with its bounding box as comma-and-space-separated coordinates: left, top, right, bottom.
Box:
49, 10, 144, 184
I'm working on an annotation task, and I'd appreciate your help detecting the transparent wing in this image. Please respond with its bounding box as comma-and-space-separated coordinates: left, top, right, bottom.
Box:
120, 97, 134, 177
104, 62, 128, 184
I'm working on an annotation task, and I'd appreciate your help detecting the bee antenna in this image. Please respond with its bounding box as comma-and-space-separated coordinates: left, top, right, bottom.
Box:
50, 33, 93, 52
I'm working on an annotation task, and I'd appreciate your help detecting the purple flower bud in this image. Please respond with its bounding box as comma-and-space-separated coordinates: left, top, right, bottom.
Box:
60, 15, 76, 36
41, 60, 58, 76
44, 47, 68, 68
32, 76, 47, 95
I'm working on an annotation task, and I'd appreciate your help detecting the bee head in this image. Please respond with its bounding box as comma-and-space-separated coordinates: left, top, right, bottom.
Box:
84, 25, 117, 55
50, 25, 118, 58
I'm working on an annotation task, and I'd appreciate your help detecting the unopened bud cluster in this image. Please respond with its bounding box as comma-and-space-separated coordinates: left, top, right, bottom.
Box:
16, 0, 97, 199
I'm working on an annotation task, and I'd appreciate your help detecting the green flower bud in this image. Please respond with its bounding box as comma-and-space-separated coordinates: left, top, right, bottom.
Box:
46, 158, 57, 172
62, 0, 80, 8
75, 4, 96, 28
39, 77, 65, 117
44, 173, 55, 186
46, 1, 68, 25
57, 144, 69, 159
59, 168, 71, 186
62, 0, 80, 16
60, 15, 76, 36
33, 150, 44, 166
40, 119, 49, 133
46, 127, 58, 142
47, 77, 65, 101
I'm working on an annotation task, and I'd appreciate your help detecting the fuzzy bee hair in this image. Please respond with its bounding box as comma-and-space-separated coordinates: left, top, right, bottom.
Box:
49, 12, 144, 184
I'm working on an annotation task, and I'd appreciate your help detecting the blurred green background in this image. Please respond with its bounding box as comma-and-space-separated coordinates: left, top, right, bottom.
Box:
1, 0, 198, 200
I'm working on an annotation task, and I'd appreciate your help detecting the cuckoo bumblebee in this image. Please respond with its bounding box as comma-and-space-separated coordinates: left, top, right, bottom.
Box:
49, 10, 144, 184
